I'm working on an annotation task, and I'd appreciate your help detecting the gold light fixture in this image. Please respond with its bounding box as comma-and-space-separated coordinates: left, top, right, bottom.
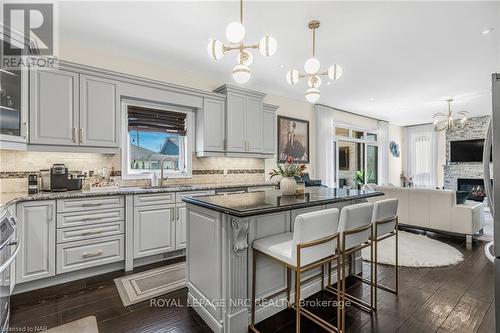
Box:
433, 99, 468, 132
207, 0, 277, 84
286, 20, 343, 103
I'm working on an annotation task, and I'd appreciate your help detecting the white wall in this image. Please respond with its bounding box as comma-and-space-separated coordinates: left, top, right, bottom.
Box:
388, 124, 403, 186
60, 42, 393, 183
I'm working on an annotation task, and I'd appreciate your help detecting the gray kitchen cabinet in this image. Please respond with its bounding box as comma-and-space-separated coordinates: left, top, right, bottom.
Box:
79, 75, 120, 147
175, 204, 187, 249
29, 69, 79, 146
196, 97, 225, 154
225, 91, 246, 152
16, 201, 56, 283
214, 85, 266, 154
245, 96, 263, 152
133, 204, 175, 258
262, 103, 278, 155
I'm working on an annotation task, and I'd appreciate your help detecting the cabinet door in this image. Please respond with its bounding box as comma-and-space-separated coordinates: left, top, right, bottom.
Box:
79, 75, 119, 147
16, 201, 56, 283
262, 110, 276, 154
134, 204, 174, 258
175, 204, 187, 250
226, 92, 246, 152
245, 96, 263, 152
30, 70, 79, 145
202, 98, 225, 152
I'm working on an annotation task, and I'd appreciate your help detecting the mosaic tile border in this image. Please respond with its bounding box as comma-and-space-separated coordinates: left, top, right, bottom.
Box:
0, 169, 265, 179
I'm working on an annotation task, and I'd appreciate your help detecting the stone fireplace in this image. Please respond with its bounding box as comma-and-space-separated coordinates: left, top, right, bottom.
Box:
443, 116, 493, 190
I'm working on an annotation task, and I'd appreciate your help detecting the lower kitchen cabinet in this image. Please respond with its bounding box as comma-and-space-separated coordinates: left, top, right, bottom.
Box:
16, 201, 56, 283
176, 204, 187, 249
134, 204, 175, 258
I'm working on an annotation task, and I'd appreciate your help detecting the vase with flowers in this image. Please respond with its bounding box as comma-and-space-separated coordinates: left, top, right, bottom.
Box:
269, 156, 307, 195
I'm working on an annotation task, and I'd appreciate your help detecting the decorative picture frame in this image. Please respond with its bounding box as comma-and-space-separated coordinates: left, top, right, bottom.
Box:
277, 116, 310, 163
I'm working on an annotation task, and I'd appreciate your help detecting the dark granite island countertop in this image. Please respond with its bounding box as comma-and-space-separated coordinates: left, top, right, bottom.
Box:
182, 186, 383, 217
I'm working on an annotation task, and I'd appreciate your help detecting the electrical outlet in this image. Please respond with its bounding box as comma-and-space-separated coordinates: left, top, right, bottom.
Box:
223, 169, 228, 176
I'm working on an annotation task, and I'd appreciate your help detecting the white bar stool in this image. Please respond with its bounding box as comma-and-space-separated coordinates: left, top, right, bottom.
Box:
326, 202, 375, 333
371, 198, 399, 309
249, 208, 342, 333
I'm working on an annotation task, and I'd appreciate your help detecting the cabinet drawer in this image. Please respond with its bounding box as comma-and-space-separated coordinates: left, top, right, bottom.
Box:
56, 235, 124, 274
57, 208, 124, 228
134, 193, 175, 206
57, 222, 123, 243
247, 186, 276, 192
175, 190, 214, 203
57, 196, 123, 213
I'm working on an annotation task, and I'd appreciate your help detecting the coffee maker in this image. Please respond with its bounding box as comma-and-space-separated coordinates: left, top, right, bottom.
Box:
50, 164, 69, 192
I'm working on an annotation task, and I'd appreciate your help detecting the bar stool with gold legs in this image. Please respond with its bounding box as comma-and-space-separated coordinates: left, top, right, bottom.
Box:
326, 202, 375, 332
249, 208, 343, 333
371, 198, 399, 309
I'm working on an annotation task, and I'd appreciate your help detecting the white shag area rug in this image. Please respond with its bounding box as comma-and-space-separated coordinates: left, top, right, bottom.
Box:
361, 231, 464, 268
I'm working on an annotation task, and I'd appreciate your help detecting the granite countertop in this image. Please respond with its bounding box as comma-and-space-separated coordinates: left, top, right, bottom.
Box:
0, 182, 277, 208
182, 187, 384, 217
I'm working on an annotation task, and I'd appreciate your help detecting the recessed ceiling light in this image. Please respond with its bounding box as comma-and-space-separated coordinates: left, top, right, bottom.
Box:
370, 97, 375, 101
327, 81, 331, 85
279, 64, 285, 69
481, 28, 495, 35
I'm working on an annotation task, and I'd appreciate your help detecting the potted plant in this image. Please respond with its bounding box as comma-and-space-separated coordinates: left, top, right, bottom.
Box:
269, 156, 307, 195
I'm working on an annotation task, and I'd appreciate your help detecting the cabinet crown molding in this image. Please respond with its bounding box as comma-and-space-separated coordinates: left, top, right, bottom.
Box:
213, 84, 266, 100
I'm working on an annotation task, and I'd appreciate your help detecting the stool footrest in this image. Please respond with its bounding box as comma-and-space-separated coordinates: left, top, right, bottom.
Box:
325, 285, 374, 313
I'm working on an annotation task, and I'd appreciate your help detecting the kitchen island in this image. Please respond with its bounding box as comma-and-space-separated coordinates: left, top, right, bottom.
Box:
183, 187, 383, 333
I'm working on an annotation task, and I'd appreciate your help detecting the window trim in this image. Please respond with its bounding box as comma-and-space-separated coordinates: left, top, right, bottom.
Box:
121, 99, 194, 180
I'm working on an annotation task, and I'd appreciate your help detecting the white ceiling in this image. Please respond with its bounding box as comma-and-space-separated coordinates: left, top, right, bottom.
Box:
59, 1, 500, 126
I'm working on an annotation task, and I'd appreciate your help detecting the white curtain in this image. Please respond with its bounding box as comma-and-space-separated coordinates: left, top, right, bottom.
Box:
315, 105, 335, 187
377, 121, 389, 185
404, 124, 438, 188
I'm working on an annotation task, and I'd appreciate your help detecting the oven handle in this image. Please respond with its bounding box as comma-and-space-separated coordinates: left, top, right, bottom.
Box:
0, 232, 15, 253
0, 240, 20, 274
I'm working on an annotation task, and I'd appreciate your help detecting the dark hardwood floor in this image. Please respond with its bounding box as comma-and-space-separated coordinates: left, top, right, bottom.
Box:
10, 233, 495, 333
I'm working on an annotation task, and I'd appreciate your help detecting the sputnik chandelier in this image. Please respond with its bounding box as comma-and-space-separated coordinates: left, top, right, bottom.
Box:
207, 0, 277, 84
286, 20, 343, 103
432, 99, 468, 132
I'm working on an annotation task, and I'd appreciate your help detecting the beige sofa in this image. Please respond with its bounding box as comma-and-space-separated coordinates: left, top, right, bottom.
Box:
368, 185, 485, 243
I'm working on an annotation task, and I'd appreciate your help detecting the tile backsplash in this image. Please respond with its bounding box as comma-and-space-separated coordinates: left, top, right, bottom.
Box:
0, 150, 266, 192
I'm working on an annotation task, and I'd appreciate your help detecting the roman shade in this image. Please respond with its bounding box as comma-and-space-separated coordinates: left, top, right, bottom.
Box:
128, 106, 187, 135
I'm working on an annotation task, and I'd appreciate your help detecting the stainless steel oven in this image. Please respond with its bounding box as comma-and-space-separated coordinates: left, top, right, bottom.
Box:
0, 209, 19, 332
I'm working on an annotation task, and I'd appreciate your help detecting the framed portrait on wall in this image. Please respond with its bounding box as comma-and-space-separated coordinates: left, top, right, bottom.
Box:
277, 116, 310, 163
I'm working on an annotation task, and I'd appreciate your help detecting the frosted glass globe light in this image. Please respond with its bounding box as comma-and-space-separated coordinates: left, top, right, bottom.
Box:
259, 35, 277, 56
308, 75, 322, 88
232, 64, 251, 84
305, 87, 320, 103
286, 69, 300, 85
207, 39, 224, 60
225, 22, 246, 44
237, 50, 253, 66
328, 64, 343, 80
304, 57, 320, 74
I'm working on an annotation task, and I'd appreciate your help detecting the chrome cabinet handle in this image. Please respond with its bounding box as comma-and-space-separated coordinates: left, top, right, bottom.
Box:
82, 249, 103, 258
23, 122, 28, 139
79, 128, 84, 144
176, 207, 180, 221
81, 217, 102, 221
81, 229, 104, 236
72, 127, 76, 143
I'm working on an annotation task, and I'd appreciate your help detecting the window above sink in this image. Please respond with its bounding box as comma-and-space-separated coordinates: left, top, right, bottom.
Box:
121, 100, 194, 180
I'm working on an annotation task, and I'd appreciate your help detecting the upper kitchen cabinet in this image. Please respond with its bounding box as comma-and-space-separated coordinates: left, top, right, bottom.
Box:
79, 75, 119, 147
213, 85, 266, 155
29, 67, 120, 151
195, 96, 225, 155
30, 69, 79, 146
0, 36, 29, 150
262, 103, 278, 155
